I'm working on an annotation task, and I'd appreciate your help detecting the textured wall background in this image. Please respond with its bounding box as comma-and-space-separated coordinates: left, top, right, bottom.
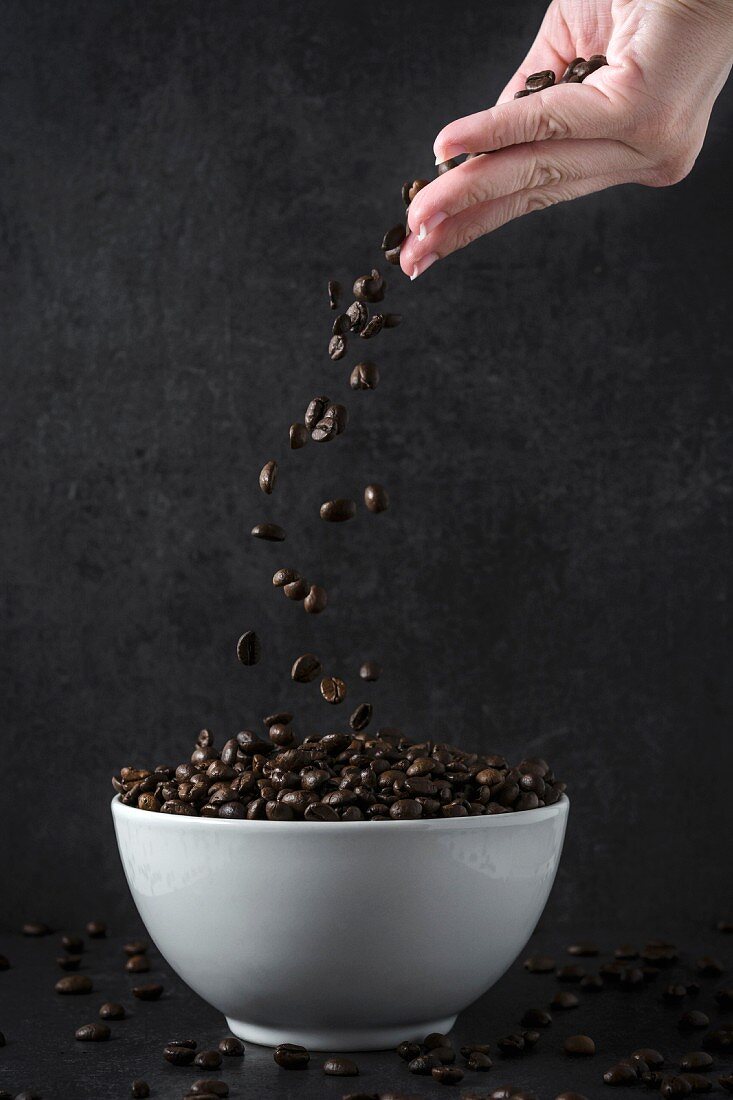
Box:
1, 0, 731, 931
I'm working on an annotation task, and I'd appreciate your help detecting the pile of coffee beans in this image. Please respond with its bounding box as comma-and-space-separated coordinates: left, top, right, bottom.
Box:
514, 55, 607, 98
113, 728, 565, 821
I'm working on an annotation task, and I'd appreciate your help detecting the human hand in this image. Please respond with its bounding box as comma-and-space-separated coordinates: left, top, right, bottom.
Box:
400, 0, 733, 280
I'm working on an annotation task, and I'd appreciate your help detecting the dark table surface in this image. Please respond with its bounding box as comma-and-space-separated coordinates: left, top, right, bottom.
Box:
0, 916, 730, 1100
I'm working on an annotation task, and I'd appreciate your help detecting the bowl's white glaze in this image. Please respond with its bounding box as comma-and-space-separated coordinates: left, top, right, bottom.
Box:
112, 795, 568, 1050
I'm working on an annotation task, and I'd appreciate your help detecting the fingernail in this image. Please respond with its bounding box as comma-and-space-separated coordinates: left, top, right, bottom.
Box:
410, 252, 439, 281
434, 145, 467, 165
418, 211, 449, 241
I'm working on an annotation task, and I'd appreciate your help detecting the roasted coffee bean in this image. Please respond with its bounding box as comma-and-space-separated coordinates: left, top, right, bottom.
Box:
665, 983, 690, 1001
423, 1032, 451, 1051
320, 676, 347, 704
251, 522, 285, 542
359, 660, 381, 681
436, 158, 458, 174
324, 1057, 359, 1076
680, 1074, 712, 1093
514, 89, 531, 98
703, 1028, 733, 1052
320, 498, 356, 523
619, 966, 645, 987
523, 1030, 541, 1047
390, 798, 422, 819
258, 459, 278, 495
56, 975, 92, 994
164, 1042, 196, 1064
564, 1035, 595, 1057
324, 403, 348, 435
333, 312, 351, 336
381, 224, 407, 252
193, 1049, 222, 1069
461, 1043, 492, 1058
526, 69, 555, 91
292, 653, 323, 683
350, 361, 380, 390
364, 484, 389, 513
580, 973, 604, 990
680, 1052, 713, 1071
632, 1049, 664, 1068
274, 1043, 310, 1069
409, 1054, 440, 1074
603, 1062, 638, 1085
99, 1002, 125, 1020
284, 577, 309, 600
568, 943, 599, 957
75, 1022, 111, 1042
329, 334, 347, 360
524, 955, 555, 973
557, 964, 586, 982
551, 990, 579, 1009
680, 1011, 710, 1030
404, 178, 429, 203
289, 421, 308, 449
312, 416, 338, 442
131, 1082, 150, 1099
430, 1046, 456, 1064
719, 1075, 733, 1092
360, 314, 385, 339
353, 269, 385, 304
432, 1066, 464, 1084
614, 944, 638, 959
328, 280, 340, 310
467, 1051, 493, 1070
132, 983, 163, 1000
125, 953, 149, 973
57, 954, 82, 970
263, 711, 293, 727
304, 802, 339, 821
660, 1077, 693, 1098
489, 1089, 537, 1100
268, 722, 294, 747
218, 1036, 244, 1056
346, 300, 369, 332
61, 934, 84, 953
560, 57, 586, 81
189, 1082, 229, 1097
384, 244, 402, 265
497, 1034, 525, 1056
304, 584, 328, 614
397, 1040, 422, 1061
305, 395, 330, 430
697, 956, 723, 976
22, 921, 51, 936
349, 702, 372, 731
236, 630, 260, 665
521, 1008, 552, 1027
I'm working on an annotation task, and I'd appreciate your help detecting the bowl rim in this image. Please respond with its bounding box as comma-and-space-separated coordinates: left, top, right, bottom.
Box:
111, 792, 568, 833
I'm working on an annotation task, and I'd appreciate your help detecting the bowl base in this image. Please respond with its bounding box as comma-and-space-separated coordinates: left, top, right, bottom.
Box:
225, 1012, 459, 1052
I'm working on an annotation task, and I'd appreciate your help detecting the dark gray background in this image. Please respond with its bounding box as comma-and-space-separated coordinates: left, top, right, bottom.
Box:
1, 0, 731, 932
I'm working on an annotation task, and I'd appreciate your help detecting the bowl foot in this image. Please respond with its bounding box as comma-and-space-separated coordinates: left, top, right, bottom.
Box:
225, 1012, 458, 1052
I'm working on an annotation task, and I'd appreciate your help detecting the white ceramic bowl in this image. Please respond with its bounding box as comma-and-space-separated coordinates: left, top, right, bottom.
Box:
112, 795, 568, 1050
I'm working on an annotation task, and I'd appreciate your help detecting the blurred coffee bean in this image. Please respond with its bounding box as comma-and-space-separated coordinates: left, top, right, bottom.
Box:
718, 1074, 733, 1092
189, 1082, 229, 1097
364, 484, 389, 513
567, 943, 599, 957
432, 1066, 464, 1084
263, 711, 292, 727
557, 965, 586, 982
467, 1051, 493, 1070
0, 955, 8, 971
236, 631, 260, 665
715, 987, 733, 1008
61, 935, 84, 953
292, 653, 323, 683
514, 89, 531, 98
125, 954, 149, 973
680, 1073, 713, 1092
99, 1002, 125, 1020
680, 1052, 713, 1071
88, 920, 108, 938
603, 1062, 638, 1085
580, 974, 603, 990
660, 1077, 693, 1098
304, 584, 328, 614
320, 499, 356, 522
397, 1040, 422, 1061
332, 313, 351, 336
521, 1008, 552, 1027
679, 1012, 710, 1031
697, 957, 723, 976
409, 1054, 440, 1074
258, 460, 278, 495
22, 921, 51, 936
563, 1035, 595, 1057
349, 703, 372, 731
551, 991, 579, 1010
289, 422, 308, 449
632, 1049, 664, 1068
132, 983, 163, 1000
251, 523, 285, 542
328, 280, 340, 310
55, 975, 92, 994
349, 361, 380, 390
323, 1057, 359, 1075
274, 1043, 310, 1069
359, 660, 381, 681
524, 956, 555, 973
461, 1042, 492, 1058
75, 1022, 110, 1042
614, 945, 638, 959
57, 955, 82, 970
131, 1082, 150, 1099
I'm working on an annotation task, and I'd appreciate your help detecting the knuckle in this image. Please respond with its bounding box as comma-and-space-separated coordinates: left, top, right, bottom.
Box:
524, 190, 559, 214
453, 220, 485, 252
526, 158, 564, 191
530, 105, 571, 142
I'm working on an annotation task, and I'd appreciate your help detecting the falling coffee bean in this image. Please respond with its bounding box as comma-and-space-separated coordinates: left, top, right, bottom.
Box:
360, 314, 385, 339
350, 361, 380, 390
381, 224, 406, 252
75, 1023, 111, 1042
349, 702, 372, 731
346, 300, 368, 333
359, 660, 381, 681
364, 484, 389, 513
320, 499, 357, 522
329, 334, 347, 360
353, 269, 385, 304
292, 653, 323, 683
305, 395, 330, 431
323, 1057, 359, 1076
273, 568, 300, 588
404, 178, 429, 203
327, 280, 340, 310
251, 522, 285, 541
284, 578, 309, 601
258, 459, 278, 495
320, 676, 347, 704
57, 955, 82, 970
289, 422, 308, 449
304, 584, 328, 614
55, 975, 92, 994
236, 631, 260, 666
332, 313, 351, 336
325, 402, 348, 434
274, 1043, 310, 1069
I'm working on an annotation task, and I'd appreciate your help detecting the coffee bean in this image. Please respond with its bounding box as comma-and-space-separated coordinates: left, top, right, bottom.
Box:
719, 1075, 733, 1092
189, 1082, 229, 1097
697, 957, 723, 976
551, 991, 579, 1009
164, 1042, 196, 1065
169, 1038, 197, 1049
467, 1051, 493, 1070
498, 1034, 525, 1057
580, 973, 603, 990
263, 711, 293, 727
489, 1089, 537, 1100
396, 1040, 422, 1061
292, 653, 323, 683
194, 1050, 222, 1069
132, 983, 163, 1000
346, 300, 369, 333
323, 1057, 359, 1076
632, 1049, 664, 1068
349, 702, 372, 731
680, 1012, 710, 1031
524, 955, 555, 973
526, 69, 555, 92
329, 334, 347, 360
349, 361, 380, 390
304, 584, 328, 614
326, 402, 349, 433
320, 675, 347, 704
57, 954, 82, 970
289, 422, 308, 449
432, 1066, 464, 1084
274, 1043, 310, 1069
364, 483, 389, 513
86, 919, 107, 938
333, 313, 351, 336
431, 1046, 456, 1064
614, 944, 638, 959
131, 1082, 150, 1099
320, 498, 356, 522
461, 1043, 492, 1058
557, 964, 586, 982
359, 660, 381, 681
619, 966, 644, 988
125, 953, 149, 973
381, 224, 407, 252
680, 1052, 713, 1071
521, 1008, 552, 1027
514, 89, 531, 98
236, 631, 260, 665
560, 57, 585, 81
665, 984, 690, 1001
99, 1002, 125, 1020
352, 269, 385, 304
390, 798, 422, 819
328, 280, 340, 310
567, 943, 599, 957
22, 921, 51, 936
680, 1074, 713, 1092
564, 1035, 595, 1057
403, 178, 429, 204
603, 1062, 638, 1085
284, 577, 309, 600
218, 1036, 244, 1056
75, 1023, 111, 1042
305, 395, 330, 430
258, 459, 278, 495
360, 314, 385, 339
660, 1077, 693, 1098
61, 934, 84, 953
436, 159, 458, 174
268, 722, 294, 747
251, 522, 285, 542
56, 975, 92, 994
409, 1054, 440, 1074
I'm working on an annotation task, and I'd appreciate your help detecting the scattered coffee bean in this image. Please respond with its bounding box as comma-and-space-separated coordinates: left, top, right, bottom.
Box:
272, 568, 300, 588
284, 577, 309, 600
75, 1022, 110, 1042
324, 1057, 359, 1076
580, 973, 604, 990
461, 1043, 492, 1058
680, 1074, 712, 1093
564, 1035, 595, 1057
360, 314, 385, 339
346, 300, 369, 332
218, 1036, 244, 1056
603, 1062, 638, 1086
467, 1051, 493, 1070
660, 1077, 693, 1098
364, 484, 389, 513
359, 660, 381, 681
131, 1082, 150, 1099
353, 269, 385, 304
632, 1049, 664, 1068
397, 1041, 422, 1061
703, 1028, 733, 1052
567, 943, 599, 956
719, 1074, 733, 1092
557, 965, 586, 982
189, 1082, 229, 1097
320, 498, 357, 522
665, 984, 690, 1001
329, 334, 347, 359
350, 361, 380, 390
99, 1002, 126, 1020
328, 280, 340, 310
680, 1011, 710, 1030
432, 1066, 464, 1084
194, 1050, 222, 1069
304, 584, 328, 614
680, 1052, 713, 1071
251, 522, 285, 542
132, 983, 163, 1000
55, 975, 92, 994
320, 675, 347, 704
164, 1042, 196, 1065
22, 921, 51, 936
125, 953, 149, 973
614, 944, 638, 959
86, 921, 107, 938
236, 630, 261, 665
497, 1034, 525, 1057
292, 653, 323, 683
524, 956, 555, 973
697, 957, 723, 976
258, 459, 278, 495
409, 1054, 440, 1074
551, 991, 579, 1010
61, 934, 84, 953
555, 1093, 589, 1100
289, 422, 308, 449
274, 1043, 310, 1069
521, 1008, 552, 1027
305, 395, 330, 430
57, 954, 82, 970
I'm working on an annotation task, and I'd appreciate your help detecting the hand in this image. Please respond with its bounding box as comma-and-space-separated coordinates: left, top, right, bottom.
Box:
399, 0, 733, 280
